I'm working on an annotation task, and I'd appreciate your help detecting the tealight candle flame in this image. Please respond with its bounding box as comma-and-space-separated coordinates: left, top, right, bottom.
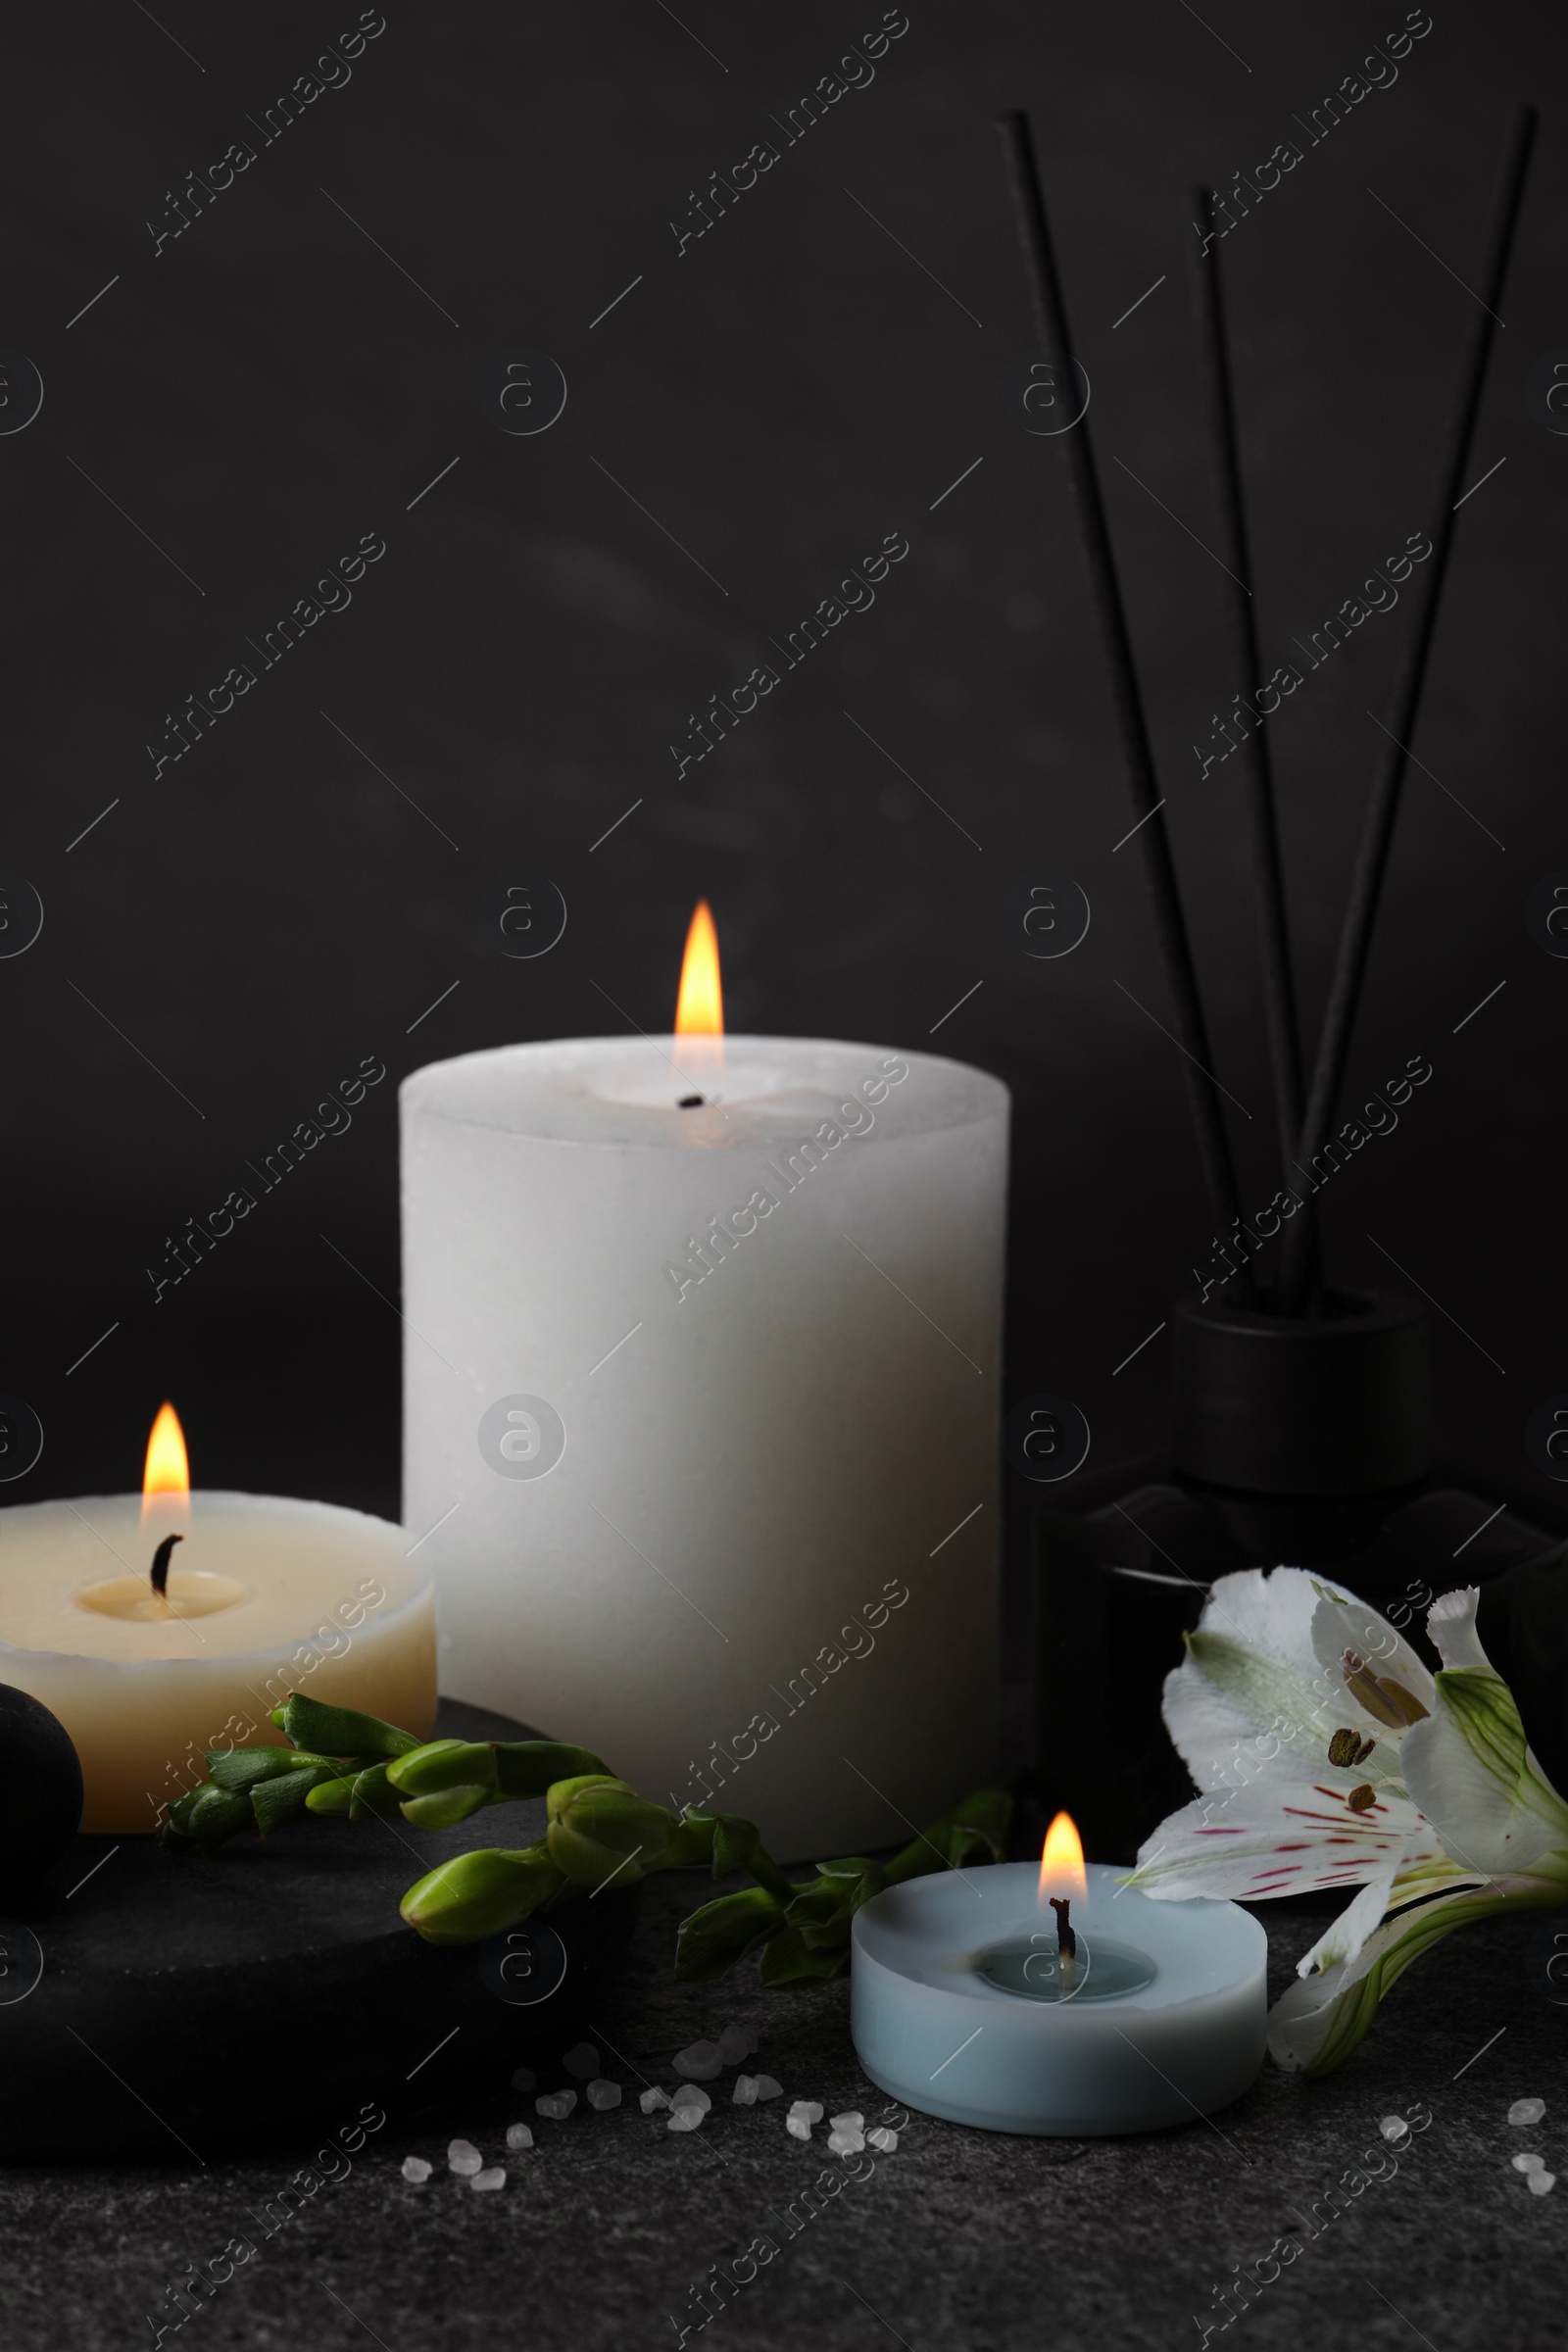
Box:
1039, 1809, 1087, 1904
673, 900, 724, 1093
141, 1402, 190, 1537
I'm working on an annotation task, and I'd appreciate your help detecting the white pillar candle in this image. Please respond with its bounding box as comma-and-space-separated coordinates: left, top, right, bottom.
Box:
401, 1032, 1008, 1860
0, 1494, 437, 1834
851, 1862, 1267, 2134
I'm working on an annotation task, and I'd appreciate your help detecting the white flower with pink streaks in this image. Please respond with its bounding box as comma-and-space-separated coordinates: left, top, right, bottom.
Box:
1130, 1567, 1568, 2075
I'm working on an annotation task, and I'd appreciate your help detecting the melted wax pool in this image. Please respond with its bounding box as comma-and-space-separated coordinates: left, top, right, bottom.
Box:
974, 1934, 1157, 2004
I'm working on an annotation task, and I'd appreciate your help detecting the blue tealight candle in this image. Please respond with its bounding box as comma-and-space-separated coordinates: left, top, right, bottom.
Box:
851, 1819, 1267, 2136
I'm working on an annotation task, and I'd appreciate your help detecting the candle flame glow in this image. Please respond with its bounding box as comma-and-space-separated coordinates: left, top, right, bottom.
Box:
674, 900, 724, 1041
1039, 1810, 1087, 1903
141, 1402, 190, 1532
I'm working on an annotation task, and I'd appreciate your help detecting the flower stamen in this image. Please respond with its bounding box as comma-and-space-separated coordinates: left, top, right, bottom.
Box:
1342, 1648, 1429, 1728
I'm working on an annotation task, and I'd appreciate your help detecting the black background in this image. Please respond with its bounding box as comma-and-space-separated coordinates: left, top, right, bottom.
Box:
3, 0, 1563, 1533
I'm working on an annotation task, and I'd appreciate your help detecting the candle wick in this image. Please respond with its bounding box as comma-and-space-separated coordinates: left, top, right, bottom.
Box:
150, 1532, 183, 1597
1049, 1895, 1077, 1993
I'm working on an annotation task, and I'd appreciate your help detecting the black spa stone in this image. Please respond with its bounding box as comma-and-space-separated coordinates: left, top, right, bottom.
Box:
0, 1683, 83, 1882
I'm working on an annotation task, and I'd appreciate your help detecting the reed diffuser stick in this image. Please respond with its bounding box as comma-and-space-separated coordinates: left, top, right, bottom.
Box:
1277, 104, 1537, 1314
997, 111, 1250, 1262
1188, 187, 1305, 1199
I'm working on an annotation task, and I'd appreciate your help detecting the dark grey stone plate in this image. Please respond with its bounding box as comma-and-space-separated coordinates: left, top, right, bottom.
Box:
0, 1701, 638, 2162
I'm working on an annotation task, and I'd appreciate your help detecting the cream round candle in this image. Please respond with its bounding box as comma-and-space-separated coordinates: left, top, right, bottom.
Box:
0, 1418, 437, 1834
401, 912, 1008, 1860
851, 1851, 1267, 2135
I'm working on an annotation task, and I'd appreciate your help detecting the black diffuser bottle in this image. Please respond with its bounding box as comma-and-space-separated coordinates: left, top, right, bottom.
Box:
1035, 1291, 1568, 1860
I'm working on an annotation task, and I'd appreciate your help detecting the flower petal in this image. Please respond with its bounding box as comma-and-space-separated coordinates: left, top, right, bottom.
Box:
1162, 1569, 1380, 1793
1160, 1642, 1337, 1795
1400, 1664, 1568, 1879
1132, 1779, 1428, 1903
1292, 1837, 1482, 1980
1198, 1565, 1322, 1665
1309, 1581, 1436, 1725
1161, 1566, 1423, 1808
1424, 1585, 1491, 1672
1293, 1867, 1398, 1980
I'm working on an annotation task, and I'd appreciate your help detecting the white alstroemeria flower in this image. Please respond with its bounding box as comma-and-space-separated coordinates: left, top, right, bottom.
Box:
1129, 1568, 1568, 2076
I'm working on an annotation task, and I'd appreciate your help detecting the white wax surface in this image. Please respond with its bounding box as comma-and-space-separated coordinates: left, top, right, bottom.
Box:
402, 1035, 1008, 1860
851, 1863, 1267, 2135
0, 1494, 437, 1833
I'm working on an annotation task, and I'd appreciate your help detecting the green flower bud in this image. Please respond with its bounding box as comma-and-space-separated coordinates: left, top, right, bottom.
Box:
305, 1775, 356, 1817
186, 1785, 255, 1854
159, 1786, 227, 1852
271, 1694, 422, 1757
386, 1740, 500, 1797
348, 1763, 405, 1820
207, 1745, 313, 1791
782, 1877, 858, 1951
546, 1781, 678, 1889
160, 1778, 250, 1853
665, 1810, 720, 1869
546, 1773, 634, 1822
400, 1843, 566, 1945
399, 1785, 495, 1829
311, 1760, 428, 1819
250, 1762, 345, 1838
674, 1886, 787, 1983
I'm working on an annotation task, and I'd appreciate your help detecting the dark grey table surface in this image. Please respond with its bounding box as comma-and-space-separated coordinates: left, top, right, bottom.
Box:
0, 1834, 1560, 2351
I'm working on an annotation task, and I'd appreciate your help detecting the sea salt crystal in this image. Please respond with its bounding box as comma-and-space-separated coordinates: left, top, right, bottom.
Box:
447, 2139, 483, 2177
830, 2111, 864, 2132
716, 2024, 758, 2066
1378, 2115, 1409, 2142
563, 2041, 600, 2080
867, 2127, 899, 2153
788, 2100, 823, 2124
671, 2084, 711, 2113
510, 2066, 537, 2093
1512, 2152, 1544, 2174
471, 2167, 506, 2192
1527, 2171, 1556, 2196
640, 2087, 671, 2115
752, 2076, 783, 2102
401, 2156, 432, 2183
732, 2076, 760, 2106
668, 2105, 706, 2132
786, 2114, 812, 2142
587, 2080, 622, 2112
827, 2129, 865, 2157
674, 2039, 723, 2081
506, 2124, 534, 2152
535, 2090, 578, 2121
1509, 2096, 1547, 2127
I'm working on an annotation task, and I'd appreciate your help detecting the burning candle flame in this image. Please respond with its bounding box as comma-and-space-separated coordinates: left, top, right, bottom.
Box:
141, 1402, 190, 1533
1039, 1810, 1087, 1904
674, 900, 723, 1040
673, 900, 724, 1089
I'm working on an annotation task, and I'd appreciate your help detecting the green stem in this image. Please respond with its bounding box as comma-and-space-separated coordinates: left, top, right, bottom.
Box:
1302, 1885, 1566, 2077
158, 1690, 1014, 1994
